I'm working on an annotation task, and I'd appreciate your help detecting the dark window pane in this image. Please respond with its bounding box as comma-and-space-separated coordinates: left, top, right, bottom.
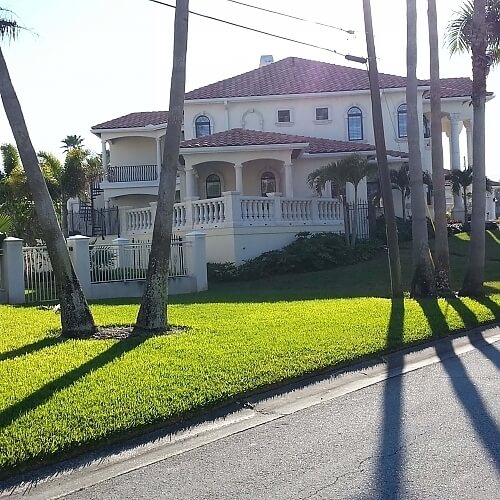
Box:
195, 115, 211, 138
206, 174, 221, 198
277, 110, 291, 122
261, 171, 276, 196
347, 107, 363, 140
397, 104, 407, 138
316, 107, 329, 120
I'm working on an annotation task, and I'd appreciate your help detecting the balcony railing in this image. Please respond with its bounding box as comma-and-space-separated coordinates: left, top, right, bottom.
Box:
107, 164, 158, 183
121, 194, 344, 235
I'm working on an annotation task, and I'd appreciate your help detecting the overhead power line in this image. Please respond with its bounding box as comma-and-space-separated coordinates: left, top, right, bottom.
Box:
225, 0, 355, 35
146, 0, 350, 58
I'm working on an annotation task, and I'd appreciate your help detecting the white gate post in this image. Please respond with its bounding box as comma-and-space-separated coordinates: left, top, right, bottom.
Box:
113, 237, 130, 268
67, 235, 91, 296
2, 237, 25, 304
185, 231, 207, 292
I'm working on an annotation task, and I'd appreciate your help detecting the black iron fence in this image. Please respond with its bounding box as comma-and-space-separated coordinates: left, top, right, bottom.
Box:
344, 201, 375, 241
68, 207, 120, 238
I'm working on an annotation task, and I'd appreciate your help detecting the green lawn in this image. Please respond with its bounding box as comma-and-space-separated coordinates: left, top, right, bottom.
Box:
0, 231, 499, 475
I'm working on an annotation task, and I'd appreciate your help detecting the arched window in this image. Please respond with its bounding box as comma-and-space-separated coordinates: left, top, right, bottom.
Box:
423, 115, 431, 138
347, 106, 363, 140
397, 104, 407, 138
206, 174, 221, 198
195, 115, 211, 138
261, 171, 276, 197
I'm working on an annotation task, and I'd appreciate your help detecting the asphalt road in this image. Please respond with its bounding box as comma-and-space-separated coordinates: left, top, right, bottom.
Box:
63, 339, 500, 500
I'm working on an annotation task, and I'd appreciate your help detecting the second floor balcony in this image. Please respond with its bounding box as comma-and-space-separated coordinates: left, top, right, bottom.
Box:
106, 164, 159, 183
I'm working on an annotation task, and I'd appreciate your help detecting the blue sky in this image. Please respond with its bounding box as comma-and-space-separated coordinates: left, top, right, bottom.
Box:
0, 0, 498, 179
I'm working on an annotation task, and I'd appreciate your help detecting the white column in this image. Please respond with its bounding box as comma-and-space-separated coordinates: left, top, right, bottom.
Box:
156, 138, 162, 178
449, 113, 462, 171
101, 140, 107, 175
67, 235, 91, 296
464, 120, 473, 167
185, 167, 196, 198
2, 237, 25, 304
234, 163, 243, 193
185, 231, 208, 292
284, 163, 294, 198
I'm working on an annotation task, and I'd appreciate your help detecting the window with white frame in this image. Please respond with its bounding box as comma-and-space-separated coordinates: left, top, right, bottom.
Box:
206, 173, 221, 198
277, 109, 291, 123
397, 104, 408, 138
347, 106, 363, 140
195, 115, 211, 138
315, 107, 329, 121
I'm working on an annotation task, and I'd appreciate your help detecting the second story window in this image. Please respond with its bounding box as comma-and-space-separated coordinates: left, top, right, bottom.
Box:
397, 104, 408, 138
195, 115, 211, 138
347, 106, 363, 140
423, 115, 431, 138
315, 107, 329, 121
277, 109, 291, 123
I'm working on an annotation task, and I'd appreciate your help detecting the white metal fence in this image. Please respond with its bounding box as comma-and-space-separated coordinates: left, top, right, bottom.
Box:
23, 246, 58, 303
90, 239, 187, 284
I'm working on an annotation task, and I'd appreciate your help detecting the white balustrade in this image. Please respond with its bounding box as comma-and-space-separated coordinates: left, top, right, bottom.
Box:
125, 207, 154, 233
317, 199, 342, 221
281, 199, 313, 222
240, 197, 273, 223
192, 198, 225, 227
173, 203, 187, 228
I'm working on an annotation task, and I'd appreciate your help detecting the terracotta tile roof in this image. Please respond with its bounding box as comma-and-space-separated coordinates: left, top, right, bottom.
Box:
180, 128, 408, 158
91, 111, 169, 130
184, 57, 423, 100
423, 77, 493, 99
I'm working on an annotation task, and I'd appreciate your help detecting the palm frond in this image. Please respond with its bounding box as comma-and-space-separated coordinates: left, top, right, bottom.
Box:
0, 8, 21, 41
0, 211, 12, 232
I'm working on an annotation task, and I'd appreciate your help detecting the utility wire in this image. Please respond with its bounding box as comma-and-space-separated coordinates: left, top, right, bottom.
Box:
146, 0, 349, 58
225, 0, 355, 35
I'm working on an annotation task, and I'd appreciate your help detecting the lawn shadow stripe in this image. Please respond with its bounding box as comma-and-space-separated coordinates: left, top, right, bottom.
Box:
444, 297, 478, 329
375, 298, 405, 499
0, 336, 65, 363
0, 336, 148, 433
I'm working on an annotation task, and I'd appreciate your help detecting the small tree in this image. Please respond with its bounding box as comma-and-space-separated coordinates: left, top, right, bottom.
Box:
447, 167, 473, 223
390, 164, 411, 221
308, 154, 377, 247
61, 134, 84, 153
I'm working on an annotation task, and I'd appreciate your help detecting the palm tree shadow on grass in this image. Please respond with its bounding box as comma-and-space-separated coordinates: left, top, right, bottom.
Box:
375, 298, 405, 499
417, 299, 500, 471
0, 335, 65, 363
0, 336, 148, 433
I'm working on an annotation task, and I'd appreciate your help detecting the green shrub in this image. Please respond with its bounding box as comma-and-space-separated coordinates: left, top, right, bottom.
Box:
208, 232, 384, 282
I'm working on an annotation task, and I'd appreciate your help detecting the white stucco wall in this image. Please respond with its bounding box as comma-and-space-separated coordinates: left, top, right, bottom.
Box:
110, 136, 157, 166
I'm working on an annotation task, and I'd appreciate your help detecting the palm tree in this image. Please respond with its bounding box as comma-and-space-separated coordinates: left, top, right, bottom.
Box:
308, 154, 377, 247
362, 0, 403, 298
447, 167, 473, 224
134, 0, 189, 333
390, 164, 411, 221
1, 142, 20, 175
447, 0, 499, 295
428, 0, 451, 294
407, 0, 436, 297
0, 9, 96, 336
61, 135, 84, 153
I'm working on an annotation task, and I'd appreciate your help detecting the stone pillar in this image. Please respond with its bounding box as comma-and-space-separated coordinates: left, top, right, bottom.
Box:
464, 120, 473, 167
2, 237, 25, 304
284, 163, 294, 198
67, 235, 91, 296
185, 231, 208, 292
112, 237, 130, 268
222, 191, 242, 226
149, 201, 158, 231
449, 113, 461, 171
266, 192, 283, 222
185, 167, 196, 198
156, 137, 162, 179
119, 206, 133, 236
234, 163, 243, 193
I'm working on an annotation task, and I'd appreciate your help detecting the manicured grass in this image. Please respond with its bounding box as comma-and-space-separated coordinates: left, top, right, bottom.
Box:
0, 232, 499, 474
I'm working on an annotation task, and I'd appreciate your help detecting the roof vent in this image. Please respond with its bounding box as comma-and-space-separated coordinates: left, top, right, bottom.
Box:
259, 55, 274, 67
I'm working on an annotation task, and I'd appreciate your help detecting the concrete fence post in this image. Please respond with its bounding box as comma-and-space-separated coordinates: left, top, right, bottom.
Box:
2, 237, 25, 304
185, 231, 208, 292
113, 237, 130, 269
67, 235, 91, 296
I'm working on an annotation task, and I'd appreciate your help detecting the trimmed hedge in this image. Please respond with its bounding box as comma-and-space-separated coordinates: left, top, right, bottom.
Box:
208, 232, 384, 282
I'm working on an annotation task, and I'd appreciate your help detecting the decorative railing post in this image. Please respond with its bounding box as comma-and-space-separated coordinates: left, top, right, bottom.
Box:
222, 191, 242, 226
185, 231, 208, 292
2, 237, 25, 304
67, 235, 91, 296
113, 237, 130, 269
266, 192, 283, 223
119, 206, 133, 235
311, 198, 320, 224
184, 196, 199, 231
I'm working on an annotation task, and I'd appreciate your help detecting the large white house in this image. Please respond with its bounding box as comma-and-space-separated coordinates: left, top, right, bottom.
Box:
82, 56, 493, 263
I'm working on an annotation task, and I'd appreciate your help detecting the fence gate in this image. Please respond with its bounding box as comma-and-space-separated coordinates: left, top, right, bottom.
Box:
23, 246, 58, 304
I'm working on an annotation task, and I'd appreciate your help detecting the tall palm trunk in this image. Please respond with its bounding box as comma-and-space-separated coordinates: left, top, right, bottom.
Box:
428, 0, 451, 293
463, 188, 469, 225
401, 191, 406, 221
363, 0, 402, 297
61, 194, 69, 238
351, 184, 358, 247
134, 0, 189, 332
0, 47, 96, 337
342, 192, 351, 248
407, 0, 436, 297
461, 0, 487, 296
